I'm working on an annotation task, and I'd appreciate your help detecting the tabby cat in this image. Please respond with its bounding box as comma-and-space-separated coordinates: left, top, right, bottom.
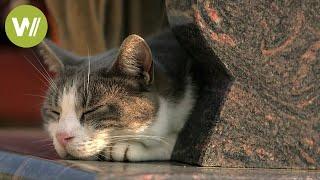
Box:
40, 30, 196, 161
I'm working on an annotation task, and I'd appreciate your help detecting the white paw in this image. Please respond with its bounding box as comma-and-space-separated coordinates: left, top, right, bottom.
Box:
109, 141, 148, 161
125, 141, 148, 161
111, 142, 130, 161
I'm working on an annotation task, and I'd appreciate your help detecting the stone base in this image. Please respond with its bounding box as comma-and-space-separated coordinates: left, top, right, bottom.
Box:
167, 0, 320, 169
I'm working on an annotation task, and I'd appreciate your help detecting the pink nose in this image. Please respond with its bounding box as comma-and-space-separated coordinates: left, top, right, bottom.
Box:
56, 132, 74, 147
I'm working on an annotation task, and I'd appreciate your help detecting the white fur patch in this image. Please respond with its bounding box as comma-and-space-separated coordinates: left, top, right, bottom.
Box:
47, 84, 80, 157
147, 77, 196, 136
58, 85, 81, 133
48, 83, 107, 159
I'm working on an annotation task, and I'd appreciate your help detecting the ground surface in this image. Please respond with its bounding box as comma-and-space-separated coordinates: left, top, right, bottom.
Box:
0, 151, 319, 179
0, 129, 319, 179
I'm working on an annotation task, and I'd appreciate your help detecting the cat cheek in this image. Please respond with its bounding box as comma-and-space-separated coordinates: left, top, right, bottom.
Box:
46, 121, 59, 138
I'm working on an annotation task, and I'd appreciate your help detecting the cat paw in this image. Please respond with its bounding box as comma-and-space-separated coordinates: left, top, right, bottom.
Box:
110, 142, 129, 161
110, 141, 147, 161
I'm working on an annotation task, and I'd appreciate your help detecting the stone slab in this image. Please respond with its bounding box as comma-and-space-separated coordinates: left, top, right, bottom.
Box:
166, 0, 320, 168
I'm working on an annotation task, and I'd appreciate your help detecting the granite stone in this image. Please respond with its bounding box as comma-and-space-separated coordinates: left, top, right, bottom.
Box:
166, 0, 320, 168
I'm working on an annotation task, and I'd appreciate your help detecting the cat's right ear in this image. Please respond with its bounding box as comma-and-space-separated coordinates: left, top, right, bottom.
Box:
37, 39, 82, 73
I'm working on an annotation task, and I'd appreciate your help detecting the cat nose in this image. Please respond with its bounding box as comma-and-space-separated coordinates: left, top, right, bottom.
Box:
56, 132, 74, 147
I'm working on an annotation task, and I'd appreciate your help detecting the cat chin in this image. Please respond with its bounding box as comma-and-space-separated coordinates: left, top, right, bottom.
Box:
65, 154, 98, 161
53, 139, 98, 160
56, 148, 100, 160
66, 151, 98, 160
57, 151, 98, 160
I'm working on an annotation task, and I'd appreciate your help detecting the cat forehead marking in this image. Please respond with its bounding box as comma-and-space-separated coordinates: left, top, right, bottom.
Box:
58, 83, 81, 131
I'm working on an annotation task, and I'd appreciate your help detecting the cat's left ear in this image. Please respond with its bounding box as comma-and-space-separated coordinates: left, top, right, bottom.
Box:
114, 34, 154, 84
37, 39, 83, 73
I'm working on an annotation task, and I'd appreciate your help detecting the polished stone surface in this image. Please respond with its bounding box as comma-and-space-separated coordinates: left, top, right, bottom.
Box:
1, 151, 320, 179
0, 151, 95, 179
1, 129, 320, 179
0, 128, 59, 159
0, 128, 320, 179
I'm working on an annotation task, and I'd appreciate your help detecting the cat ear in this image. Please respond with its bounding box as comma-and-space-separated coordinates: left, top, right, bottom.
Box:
114, 34, 154, 84
37, 39, 83, 73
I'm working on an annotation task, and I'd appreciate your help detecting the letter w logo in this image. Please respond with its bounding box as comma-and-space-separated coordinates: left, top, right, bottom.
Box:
11, 17, 41, 37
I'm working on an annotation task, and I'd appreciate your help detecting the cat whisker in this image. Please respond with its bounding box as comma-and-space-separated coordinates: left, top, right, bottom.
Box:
93, 131, 170, 145
30, 137, 52, 143
35, 140, 54, 145
87, 46, 91, 96
24, 56, 58, 92
107, 136, 170, 146
108, 134, 168, 140
24, 94, 48, 99
33, 73, 51, 89
39, 144, 55, 148
23, 57, 51, 89
31, 49, 58, 91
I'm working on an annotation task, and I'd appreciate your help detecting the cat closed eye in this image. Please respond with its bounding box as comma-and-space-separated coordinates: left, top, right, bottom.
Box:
81, 104, 119, 120
83, 105, 104, 115
80, 105, 104, 120
45, 109, 60, 120
51, 110, 60, 116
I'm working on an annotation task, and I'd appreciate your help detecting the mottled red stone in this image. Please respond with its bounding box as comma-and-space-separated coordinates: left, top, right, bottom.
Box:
166, 0, 320, 169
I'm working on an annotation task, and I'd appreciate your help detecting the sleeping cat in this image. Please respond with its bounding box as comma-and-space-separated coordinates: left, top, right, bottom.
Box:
39, 30, 196, 161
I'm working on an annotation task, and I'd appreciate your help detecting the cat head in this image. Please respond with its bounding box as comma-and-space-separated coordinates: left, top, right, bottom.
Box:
39, 35, 158, 159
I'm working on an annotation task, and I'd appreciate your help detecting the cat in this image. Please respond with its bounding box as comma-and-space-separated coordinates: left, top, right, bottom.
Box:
39, 30, 196, 161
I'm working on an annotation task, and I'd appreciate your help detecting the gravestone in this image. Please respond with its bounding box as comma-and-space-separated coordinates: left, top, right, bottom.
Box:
167, 0, 319, 169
